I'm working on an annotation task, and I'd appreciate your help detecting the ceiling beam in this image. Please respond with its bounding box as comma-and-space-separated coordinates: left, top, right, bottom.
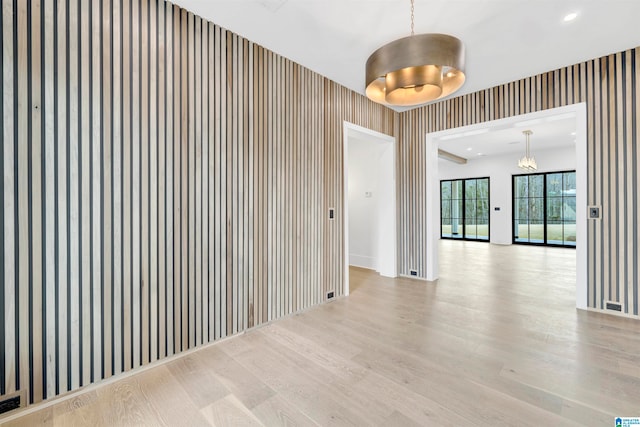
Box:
438, 149, 467, 164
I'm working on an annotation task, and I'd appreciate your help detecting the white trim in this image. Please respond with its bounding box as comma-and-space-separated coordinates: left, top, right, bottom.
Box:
586, 307, 640, 320
426, 103, 588, 310
343, 121, 397, 296
399, 274, 429, 282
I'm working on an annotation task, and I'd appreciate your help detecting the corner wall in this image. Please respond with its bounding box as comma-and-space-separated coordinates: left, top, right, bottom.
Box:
397, 48, 640, 318
0, 0, 396, 406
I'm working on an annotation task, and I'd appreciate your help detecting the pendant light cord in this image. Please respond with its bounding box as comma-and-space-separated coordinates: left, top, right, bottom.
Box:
410, 0, 415, 35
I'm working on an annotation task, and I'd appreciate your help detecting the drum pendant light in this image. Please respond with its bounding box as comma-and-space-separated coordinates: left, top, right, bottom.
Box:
365, 0, 466, 107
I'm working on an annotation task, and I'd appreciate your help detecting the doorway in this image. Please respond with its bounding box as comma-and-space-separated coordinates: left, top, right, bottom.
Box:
343, 122, 397, 296
425, 103, 588, 309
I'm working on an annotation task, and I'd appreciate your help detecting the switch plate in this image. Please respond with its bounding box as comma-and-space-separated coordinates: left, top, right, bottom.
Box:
588, 206, 601, 219
329, 208, 335, 220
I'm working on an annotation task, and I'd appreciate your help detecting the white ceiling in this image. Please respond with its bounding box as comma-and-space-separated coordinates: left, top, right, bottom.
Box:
436, 114, 576, 161
171, 0, 640, 111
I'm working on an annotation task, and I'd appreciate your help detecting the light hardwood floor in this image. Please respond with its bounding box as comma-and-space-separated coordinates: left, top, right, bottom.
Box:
4, 241, 640, 426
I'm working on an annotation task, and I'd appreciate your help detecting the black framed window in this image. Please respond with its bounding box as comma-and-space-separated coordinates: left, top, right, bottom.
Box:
513, 170, 576, 247
441, 177, 489, 241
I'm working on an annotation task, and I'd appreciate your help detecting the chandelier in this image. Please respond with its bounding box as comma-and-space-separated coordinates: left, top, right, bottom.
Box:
518, 130, 537, 171
365, 0, 466, 107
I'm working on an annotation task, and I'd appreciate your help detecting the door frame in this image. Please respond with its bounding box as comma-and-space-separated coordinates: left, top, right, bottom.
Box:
425, 103, 588, 309
343, 122, 397, 296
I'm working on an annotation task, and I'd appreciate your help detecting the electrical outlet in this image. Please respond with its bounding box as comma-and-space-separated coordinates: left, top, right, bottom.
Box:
327, 291, 335, 299
0, 394, 21, 415
606, 301, 622, 312
588, 206, 600, 219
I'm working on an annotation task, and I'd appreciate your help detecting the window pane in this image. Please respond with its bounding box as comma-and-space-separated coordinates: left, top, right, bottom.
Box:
547, 197, 562, 221
514, 220, 529, 241
452, 180, 463, 199
477, 199, 488, 219
564, 223, 577, 246
547, 219, 563, 245
546, 173, 562, 197
465, 198, 477, 219
441, 199, 451, 219
529, 175, 544, 197
477, 178, 489, 200
465, 180, 477, 200
530, 198, 544, 221
451, 218, 463, 238
529, 219, 544, 243
563, 172, 576, 193
477, 216, 489, 240
515, 176, 528, 198
515, 198, 528, 220
465, 217, 477, 239
441, 181, 452, 199
563, 197, 576, 221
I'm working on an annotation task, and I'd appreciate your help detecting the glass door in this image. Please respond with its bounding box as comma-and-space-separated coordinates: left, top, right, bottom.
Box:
441, 177, 489, 242
513, 171, 576, 247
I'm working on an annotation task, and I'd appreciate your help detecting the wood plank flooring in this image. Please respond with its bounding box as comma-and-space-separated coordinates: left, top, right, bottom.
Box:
4, 240, 640, 426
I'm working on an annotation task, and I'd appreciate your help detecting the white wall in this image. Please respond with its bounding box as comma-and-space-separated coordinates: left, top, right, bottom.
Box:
348, 138, 386, 269
438, 146, 576, 244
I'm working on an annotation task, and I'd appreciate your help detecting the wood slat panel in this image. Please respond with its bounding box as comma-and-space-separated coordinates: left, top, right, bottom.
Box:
397, 49, 640, 319
30, 0, 44, 403
2, 0, 638, 415
158, 2, 171, 359
43, 0, 55, 399
112, 0, 123, 377
140, 0, 150, 367
131, 0, 141, 371
148, 0, 158, 364
1, 0, 16, 397
79, 0, 91, 387
102, 0, 113, 381
90, 0, 103, 385
122, 0, 132, 373
55, 0, 69, 395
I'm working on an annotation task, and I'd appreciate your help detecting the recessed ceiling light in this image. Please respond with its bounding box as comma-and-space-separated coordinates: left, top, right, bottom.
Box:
571, 131, 576, 136
477, 152, 484, 156
467, 147, 473, 151
564, 12, 578, 22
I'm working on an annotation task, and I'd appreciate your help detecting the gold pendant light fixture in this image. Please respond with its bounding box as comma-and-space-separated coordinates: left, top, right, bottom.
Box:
518, 130, 538, 171
365, 0, 466, 107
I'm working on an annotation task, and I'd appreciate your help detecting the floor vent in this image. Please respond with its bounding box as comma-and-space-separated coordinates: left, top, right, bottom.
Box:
0, 395, 21, 415
605, 301, 622, 312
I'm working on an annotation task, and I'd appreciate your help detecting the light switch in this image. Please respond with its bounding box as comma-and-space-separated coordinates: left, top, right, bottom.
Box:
588, 206, 600, 219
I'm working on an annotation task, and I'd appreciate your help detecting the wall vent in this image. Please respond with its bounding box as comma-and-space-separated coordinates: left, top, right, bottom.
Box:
410, 270, 418, 276
327, 291, 335, 299
0, 394, 21, 415
605, 301, 622, 312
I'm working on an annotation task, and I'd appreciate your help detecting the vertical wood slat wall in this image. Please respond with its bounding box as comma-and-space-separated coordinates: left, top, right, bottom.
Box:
0, 0, 395, 405
397, 48, 640, 318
